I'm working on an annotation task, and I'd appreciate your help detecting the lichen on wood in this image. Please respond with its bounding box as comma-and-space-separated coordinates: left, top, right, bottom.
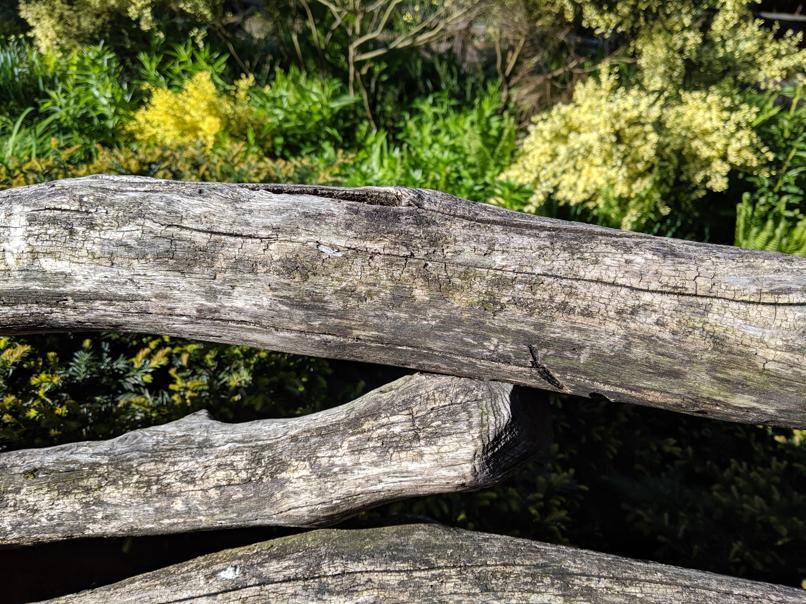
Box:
0, 175, 803, 426
0, 373, 549, 545
47, 523, 806, 603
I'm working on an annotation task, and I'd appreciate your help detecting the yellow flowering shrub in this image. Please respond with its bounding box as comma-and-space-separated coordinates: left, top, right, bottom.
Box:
554, 0, 806, 91
665, 91, 771, 194
19, 0, 218, 53
501, 0, 803, 230
502, 70, 770, 229
129, 71, 253, 148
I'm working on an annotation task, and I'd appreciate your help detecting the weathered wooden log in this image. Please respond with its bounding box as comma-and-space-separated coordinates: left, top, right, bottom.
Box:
0, 175, 804, 426
0, 373, 548, 545
46, 523, 806, 603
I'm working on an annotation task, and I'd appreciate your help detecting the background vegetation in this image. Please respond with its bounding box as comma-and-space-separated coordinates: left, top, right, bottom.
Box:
1, 0, 804, 594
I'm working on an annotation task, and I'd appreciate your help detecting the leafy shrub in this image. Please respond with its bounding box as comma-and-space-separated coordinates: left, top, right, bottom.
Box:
736, 87, 806, 255
339, 86, 528, 203
0, 37, 54, 116
129, 71, 251, 149
557, 0, 806, 91
0, 142, 82, 188
501, 69, 770, 229
0, 110, 59, 167
130, 64, 355, 157
0, 41, 134, 166
19, 0, 220, 54
137, 39, 230, 90
247, 67, 357, 158
39, 44, 134, 149
0, 333, 332, 451
500, 0, 805, 233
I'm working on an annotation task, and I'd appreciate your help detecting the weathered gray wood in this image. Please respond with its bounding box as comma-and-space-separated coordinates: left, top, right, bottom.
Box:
0, 373, 548, 545
0, 175, 804, 426
46, 523, 806, 603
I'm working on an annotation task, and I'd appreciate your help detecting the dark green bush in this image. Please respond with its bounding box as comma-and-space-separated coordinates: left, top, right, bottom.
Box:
0, 37, 54, 116
0, 333, 333, 451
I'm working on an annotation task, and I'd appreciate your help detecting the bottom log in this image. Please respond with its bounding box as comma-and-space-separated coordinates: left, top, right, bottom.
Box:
47, 523, 805, 603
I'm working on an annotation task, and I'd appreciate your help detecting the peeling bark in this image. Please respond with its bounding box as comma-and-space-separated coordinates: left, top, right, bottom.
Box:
46, 523, 806, 603
0, 175, 804, 426
0, 373, 549, 545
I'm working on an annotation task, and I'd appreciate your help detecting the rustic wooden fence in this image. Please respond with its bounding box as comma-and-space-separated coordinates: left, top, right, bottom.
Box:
0, 175, 804, 602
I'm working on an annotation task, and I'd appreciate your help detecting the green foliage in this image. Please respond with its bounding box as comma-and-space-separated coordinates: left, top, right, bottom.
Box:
137, 39, 230, 89
0, 333, 331, 451
39, 45, 134, 149
736, 195, 806, 255
557, 0, 806, 91
133, 43, 357, 157
736, 87, 806, 255
340, 86, 529, 203
19, 0, 221, 54
590, 409, 806, 584
247, 67, 357, 158
500, 67, 772, 232
500, 1, 805, 236
0, 41, 135, 167
0, 37, 54, 116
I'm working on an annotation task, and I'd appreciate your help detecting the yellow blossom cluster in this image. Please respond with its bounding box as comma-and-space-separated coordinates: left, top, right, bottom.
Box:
502, 70, 770, 229
552, 0, 806, 91
19, 0, 218, 53
665, 91, 771, 194
129, 71, 253, 149
707, 1, 806, 90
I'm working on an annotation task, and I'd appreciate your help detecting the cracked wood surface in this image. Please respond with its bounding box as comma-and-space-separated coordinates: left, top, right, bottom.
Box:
0, 175, 804, 426
0, 373, 548, 545
47, 523, 806, 603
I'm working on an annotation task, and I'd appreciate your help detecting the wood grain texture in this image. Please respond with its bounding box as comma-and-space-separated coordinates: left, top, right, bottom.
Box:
0, 373, 548, 545
46, 523, 806, 603
0, 175, 804, 426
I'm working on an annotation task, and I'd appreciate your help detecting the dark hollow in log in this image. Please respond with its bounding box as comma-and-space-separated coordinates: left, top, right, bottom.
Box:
0, 175, 804, 426
46, 523, 806, 603
0, 373, 549, 545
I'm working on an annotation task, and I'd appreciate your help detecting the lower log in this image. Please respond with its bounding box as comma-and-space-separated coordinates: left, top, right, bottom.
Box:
47, 523, 806, 603
0, 373, 549, 545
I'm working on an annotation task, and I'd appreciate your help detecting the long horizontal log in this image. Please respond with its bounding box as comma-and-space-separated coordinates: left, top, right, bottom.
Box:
0, 373, 548, 545
47, 523, 806, 603
0, 175, 804, 426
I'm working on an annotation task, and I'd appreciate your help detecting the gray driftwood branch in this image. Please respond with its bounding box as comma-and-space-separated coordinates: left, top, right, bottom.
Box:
0, 175, 804, 426
47, 523, 806, 603
0, 373, 548, 545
